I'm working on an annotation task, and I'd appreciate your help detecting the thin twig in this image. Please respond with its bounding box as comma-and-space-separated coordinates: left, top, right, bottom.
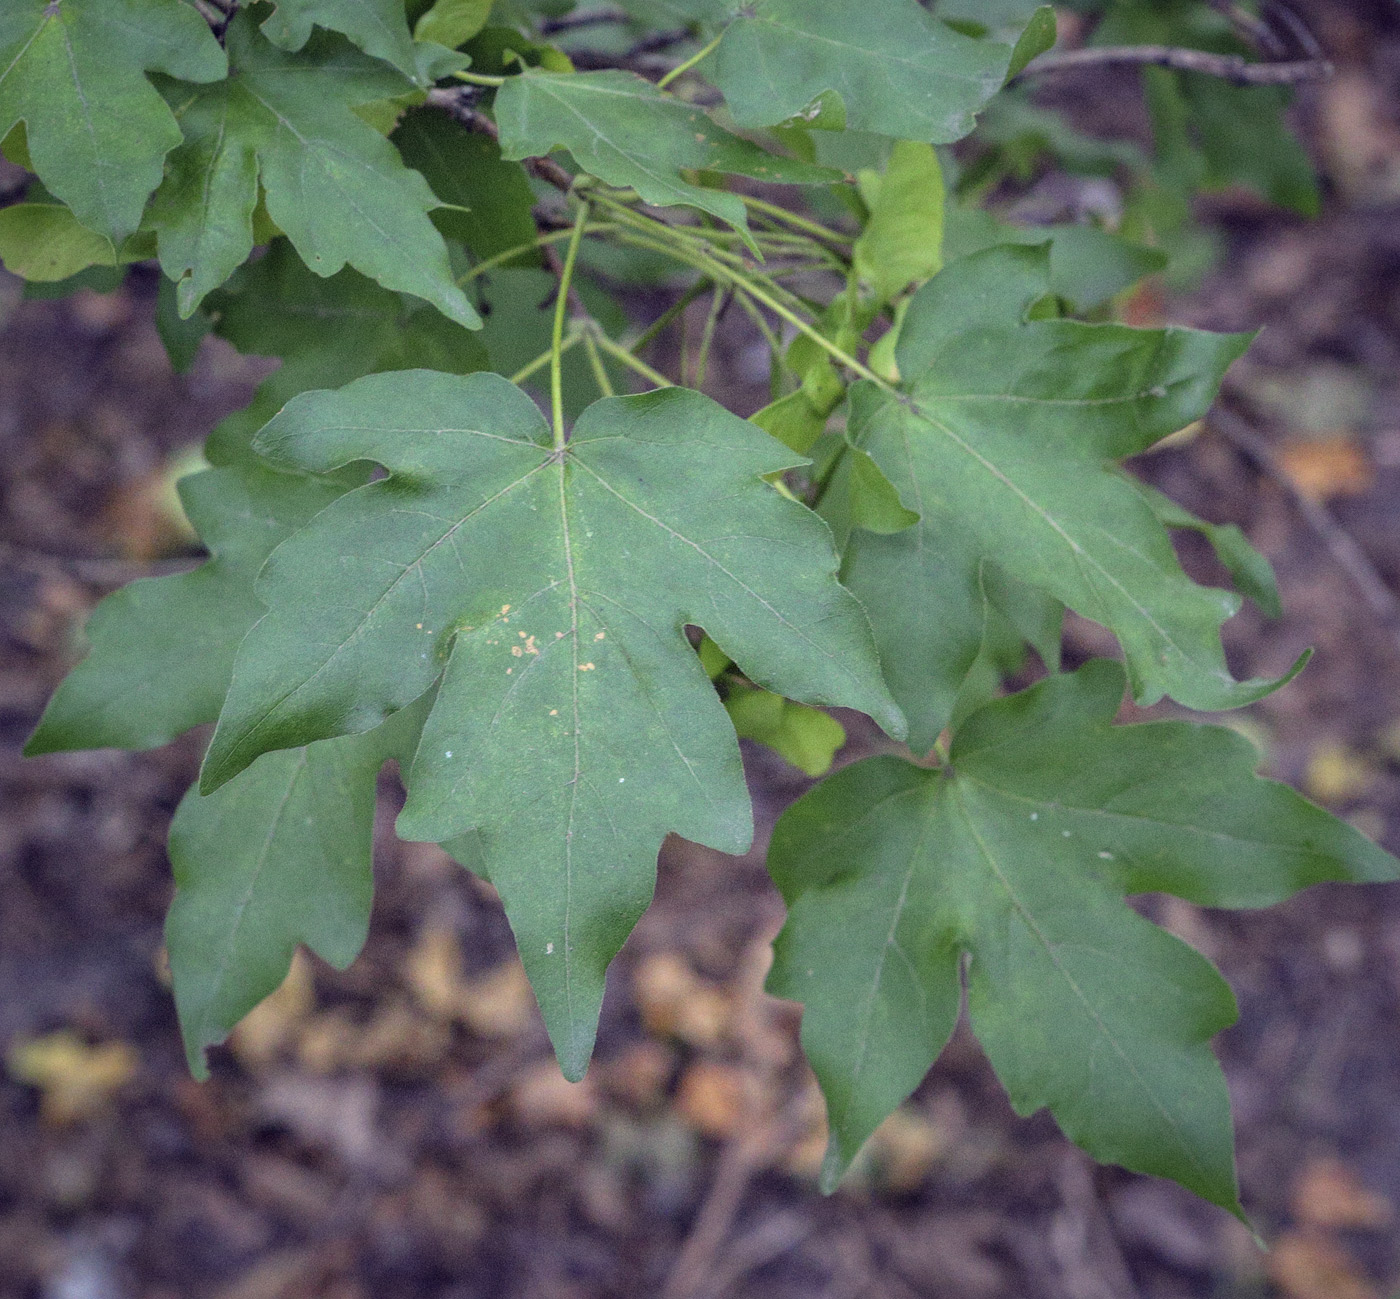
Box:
661, 1121, 794, 1299
662, 916, 799, 1299
691, 285, 729, 390
1209, 407, 1400, 653
1017, 44, 1332, 86
1208, 0, 1289, 57
191, 0, 227, 27
550, 201, 592, 446
539, 6, 631, 33
656, 33, 723, 90
508, 332, 582, 385
627, 277, 713, 357
1266, 0, 1326, 61
0, 539, 199, 584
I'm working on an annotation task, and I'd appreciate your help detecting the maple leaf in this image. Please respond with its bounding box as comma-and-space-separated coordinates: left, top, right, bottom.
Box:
494, 69, 840, 244
24, 463, 356, 756
838, 243, 1298, 752
0, 0, 226, 243
145, 13, 477, 325
768, 660, 1398, 1205
201, 372, 904, 1075
255, 0, 418, 80
168, 700, 429, 1076
711, 0, 1011, 141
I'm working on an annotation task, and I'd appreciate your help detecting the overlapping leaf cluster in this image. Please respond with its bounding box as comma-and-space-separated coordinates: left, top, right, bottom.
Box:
13, 0, 1393, 1222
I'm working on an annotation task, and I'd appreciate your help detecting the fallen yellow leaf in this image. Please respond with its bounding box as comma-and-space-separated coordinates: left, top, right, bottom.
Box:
633, 952, 732, 1048
1278, 436, 1373, 502
1293, 1158, 1393, 1231
7, 1030, 137, 1125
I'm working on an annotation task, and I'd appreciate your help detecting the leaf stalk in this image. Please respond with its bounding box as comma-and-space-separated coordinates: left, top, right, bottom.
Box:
551, 199, 592, 447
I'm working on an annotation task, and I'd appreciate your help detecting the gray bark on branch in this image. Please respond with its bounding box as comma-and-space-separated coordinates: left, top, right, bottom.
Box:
1016, 45, 1332, 86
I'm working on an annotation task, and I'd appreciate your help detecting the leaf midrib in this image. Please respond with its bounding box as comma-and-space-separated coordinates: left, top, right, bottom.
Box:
947, 779, 1213, 1184
961, 772, 1312, 857
197, 748, 309, 1045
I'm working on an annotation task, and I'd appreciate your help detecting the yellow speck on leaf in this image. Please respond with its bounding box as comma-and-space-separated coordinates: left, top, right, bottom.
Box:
512, 646, 523, 657
579, 662, 595, 671
594, 632, 605, 641
549, 709, 559, 716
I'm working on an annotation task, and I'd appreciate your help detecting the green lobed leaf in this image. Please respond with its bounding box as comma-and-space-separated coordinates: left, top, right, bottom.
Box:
751, 390, 830, 456
937, 0, 1047, 24
256, 0, 419, 80
145, 14, 478, 326
839, 243, 1295, 753
494, 69, 842, 244
947, 562, 1062, 728
852, 141, 945, 307
1095, 1, 1318, 218
200, 373, 904, 1076
767, 660, 1398, 1205
1171, 73, 1319, 218
24, 463, 359, 756
1005, 6, 1057, 80
846, 448, 920, 536
155, 276, 213, 374
711, 0, 1012, 143
0, 0, 226, 243
167, 705, 422, 1077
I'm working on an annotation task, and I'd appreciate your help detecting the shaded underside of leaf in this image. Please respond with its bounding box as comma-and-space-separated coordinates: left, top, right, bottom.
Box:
393, 109, 541, 262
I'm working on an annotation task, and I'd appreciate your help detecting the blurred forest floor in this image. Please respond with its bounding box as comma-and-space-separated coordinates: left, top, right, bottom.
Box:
5, 3, 1400, 1297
